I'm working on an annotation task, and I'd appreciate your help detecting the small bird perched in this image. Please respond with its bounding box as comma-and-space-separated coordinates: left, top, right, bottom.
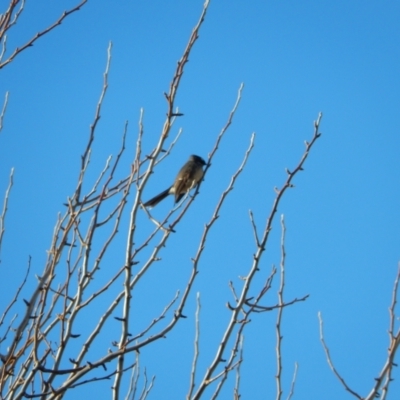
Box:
143, 155, 206, 208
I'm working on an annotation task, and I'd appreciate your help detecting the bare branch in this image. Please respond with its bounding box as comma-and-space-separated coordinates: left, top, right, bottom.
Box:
275, 215, 286, 400
0, 167, 13, 260
286, 363, 298, 400
248, 209, 260, 247
233, 335, 244, 400
0, 0, 25, 42
187, 292, 201, 399
138, 368, 155, 400
0, 255, 30, 346
0, 91, 9, 132
318, 312, 363, 399
244, 294, 309, 312
0, 0, 88, 69
126, 352, 140, 400
365, 264, 400, 400
207, 83, 244, 162
74, 41, 112, 204
319, 264, 400, 400
192, 114, 322, 399
0, 1, 334, 397
138, 0, 211, 209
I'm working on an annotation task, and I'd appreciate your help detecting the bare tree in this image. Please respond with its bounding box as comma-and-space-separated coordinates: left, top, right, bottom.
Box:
0, 1, 399, 399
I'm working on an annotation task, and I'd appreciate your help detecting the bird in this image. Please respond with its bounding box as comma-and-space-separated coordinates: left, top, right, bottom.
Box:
143, 155, 206, 208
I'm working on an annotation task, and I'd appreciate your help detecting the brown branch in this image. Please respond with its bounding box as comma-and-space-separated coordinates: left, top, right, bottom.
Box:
0, 0, 88, 69
22, 363, 135, 399
0, 255, 30, 340
364, 264, 400, 400
244, 294, 309, 312
0, 0, 24, 41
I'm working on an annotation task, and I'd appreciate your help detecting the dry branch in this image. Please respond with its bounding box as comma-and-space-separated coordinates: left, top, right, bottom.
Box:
191, 113, 322, 399
0, 0, 87, 69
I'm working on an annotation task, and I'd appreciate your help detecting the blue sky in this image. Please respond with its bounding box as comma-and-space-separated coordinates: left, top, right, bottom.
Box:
1, 1, 400, 399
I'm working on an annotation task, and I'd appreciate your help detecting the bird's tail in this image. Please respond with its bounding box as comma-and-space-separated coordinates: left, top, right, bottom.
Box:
143, 188, 171, 208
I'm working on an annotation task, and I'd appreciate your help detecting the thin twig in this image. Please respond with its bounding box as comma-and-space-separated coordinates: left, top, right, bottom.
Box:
318, 312, 362, 399
245, 294, 309, 312
286, 363, 298, 400
0, 167, 13, 261
139, 0, 211, 209
365, 264, 400, 400
233, 335, 244, 400
75, 41, 112, 204
0, 91, 9, 132
192, 114, 322, 399
126, 352, 140, 400
139, 369, 155, 400
0, 0, 87, 69
248, 210, 260, 247
0, 0, 25, 41
188, 292, 201, 399
275, 215, 286, 400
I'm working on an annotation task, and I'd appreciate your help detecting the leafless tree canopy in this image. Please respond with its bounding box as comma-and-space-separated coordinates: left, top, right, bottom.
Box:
0, 1, 399, 399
